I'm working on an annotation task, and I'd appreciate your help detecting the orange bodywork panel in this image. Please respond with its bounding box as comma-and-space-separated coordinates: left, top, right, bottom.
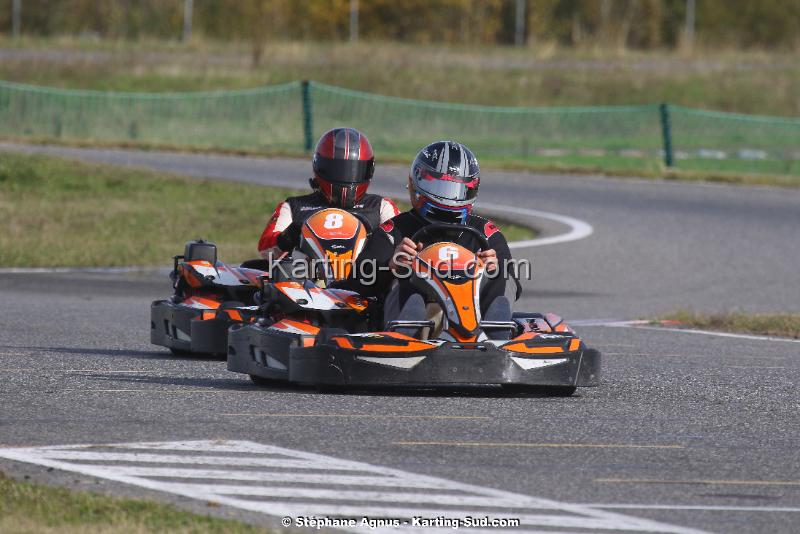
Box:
305, 208, 363, 240
270, 318, 321, 336
437, 278, 479, 337
225, 310, 244, 322
502, 334, 582, 355
504, 344, 567, 354
327, 250, 355, 279
331, 332, 436, 353
183, 296, 222, 309
416, 243, 484, 340
301, 208, 368, 281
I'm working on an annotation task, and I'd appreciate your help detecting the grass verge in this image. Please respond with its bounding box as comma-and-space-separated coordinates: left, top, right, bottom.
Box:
0, 152, 535, 267
0, 38, 798, 116
6, 135, 799, 189
656, 310, 800, 339
0, 471, 266, 534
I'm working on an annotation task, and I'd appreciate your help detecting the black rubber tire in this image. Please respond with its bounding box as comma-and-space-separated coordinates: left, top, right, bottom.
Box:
169, 347, 190, 356
546, 386, 578, 397
249, 374, 282, 387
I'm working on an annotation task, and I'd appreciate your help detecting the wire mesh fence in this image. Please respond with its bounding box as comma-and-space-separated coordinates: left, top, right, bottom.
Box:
0, 80, 303, 152
0, 79, 798, 177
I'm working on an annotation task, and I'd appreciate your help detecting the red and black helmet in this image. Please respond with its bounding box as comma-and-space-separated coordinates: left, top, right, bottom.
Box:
311, 127, 375, 209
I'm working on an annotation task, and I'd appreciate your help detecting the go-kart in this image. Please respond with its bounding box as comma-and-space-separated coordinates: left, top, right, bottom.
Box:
150, 239, 267, 356
228, 214, 601, 395
227, 208, 372, 380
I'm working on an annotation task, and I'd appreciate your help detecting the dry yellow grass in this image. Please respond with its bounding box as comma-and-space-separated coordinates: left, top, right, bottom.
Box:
657, 310, 800, 339
0, 151, 535, 267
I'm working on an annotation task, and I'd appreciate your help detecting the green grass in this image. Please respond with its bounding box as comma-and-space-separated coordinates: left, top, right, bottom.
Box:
0, 38, 798, 116
0, 471, 267, 534
0, 152, 536, 267
656, 310, 800, 339
1, 38, 797, 186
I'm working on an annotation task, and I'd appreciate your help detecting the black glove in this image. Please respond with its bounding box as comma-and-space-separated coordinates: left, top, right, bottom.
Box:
276, 220, 302, 252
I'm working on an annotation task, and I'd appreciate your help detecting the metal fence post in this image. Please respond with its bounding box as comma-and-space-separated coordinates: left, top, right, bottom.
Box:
12, 0, 21, 38
659, 103, 674, 167
301, 80, 313, 151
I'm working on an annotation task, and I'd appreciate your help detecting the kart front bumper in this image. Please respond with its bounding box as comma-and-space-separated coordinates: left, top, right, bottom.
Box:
290, 345, 600, 387
150, 300, 231, 356
228, 324, 600, 388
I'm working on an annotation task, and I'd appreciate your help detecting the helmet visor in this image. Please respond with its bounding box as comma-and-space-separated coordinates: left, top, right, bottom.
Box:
315, 157, 375, 184
415, 169, 479, 205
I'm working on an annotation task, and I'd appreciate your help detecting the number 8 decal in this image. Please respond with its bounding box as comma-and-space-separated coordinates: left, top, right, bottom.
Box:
323, 212, 344, 229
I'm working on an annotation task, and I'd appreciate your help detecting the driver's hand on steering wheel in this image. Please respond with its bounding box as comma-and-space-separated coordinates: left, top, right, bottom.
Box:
478, 248, 498, 273
389, 238, 423, 271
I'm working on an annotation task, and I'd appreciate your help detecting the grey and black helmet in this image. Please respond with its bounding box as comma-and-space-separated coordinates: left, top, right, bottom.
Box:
409, 141, 480, 224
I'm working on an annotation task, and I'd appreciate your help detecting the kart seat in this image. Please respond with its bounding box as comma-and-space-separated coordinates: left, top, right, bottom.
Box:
184, 239, 217, 264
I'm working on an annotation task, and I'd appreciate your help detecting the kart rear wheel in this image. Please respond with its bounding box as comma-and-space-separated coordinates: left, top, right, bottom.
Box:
502, 384, 577, 397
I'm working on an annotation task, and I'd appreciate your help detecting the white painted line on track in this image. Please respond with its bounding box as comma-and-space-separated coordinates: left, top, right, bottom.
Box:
495, 205, 594, 249
581, 504, 800, 513
368, 183, 595, 250
576, 319, 800, 344
0, 266, 167, 274
623, 324, 800, 344
592, 320, 800, 343
0, 439, 709, 534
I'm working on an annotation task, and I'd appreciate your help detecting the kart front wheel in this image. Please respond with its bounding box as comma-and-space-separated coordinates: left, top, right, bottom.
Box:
249, 374, 282, 387
546, 386, 577, 397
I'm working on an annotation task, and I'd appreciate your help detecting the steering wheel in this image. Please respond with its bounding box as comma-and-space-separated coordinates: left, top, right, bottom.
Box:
410, 224, 490, 253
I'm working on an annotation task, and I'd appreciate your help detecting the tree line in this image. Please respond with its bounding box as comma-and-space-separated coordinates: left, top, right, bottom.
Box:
2, 0, 797, 50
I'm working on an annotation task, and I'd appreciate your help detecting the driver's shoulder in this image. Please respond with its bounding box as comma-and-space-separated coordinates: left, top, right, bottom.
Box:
380, 210, 419, 234
285, 192, 327, 210
467, 214, 503, 240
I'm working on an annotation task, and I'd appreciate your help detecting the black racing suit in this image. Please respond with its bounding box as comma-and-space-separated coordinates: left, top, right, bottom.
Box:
258, 191, 398, 253
339, 210, 514, 315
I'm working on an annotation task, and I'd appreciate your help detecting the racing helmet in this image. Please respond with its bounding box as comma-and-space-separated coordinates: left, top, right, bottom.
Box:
409, 141, 480, 224
311, 127, 375, 209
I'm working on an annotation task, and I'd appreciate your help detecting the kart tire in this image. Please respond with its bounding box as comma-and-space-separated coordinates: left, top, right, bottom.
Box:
546, 386, 578, 397
169, 348, 190, 356
249, 374, 282, 387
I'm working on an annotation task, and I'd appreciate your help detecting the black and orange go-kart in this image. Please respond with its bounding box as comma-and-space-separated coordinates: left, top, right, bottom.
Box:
150, 239, 268, 356
228, 221, 601, 396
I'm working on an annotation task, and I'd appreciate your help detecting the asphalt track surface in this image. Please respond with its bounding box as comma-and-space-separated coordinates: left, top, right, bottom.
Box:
1, 144, 799, 533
